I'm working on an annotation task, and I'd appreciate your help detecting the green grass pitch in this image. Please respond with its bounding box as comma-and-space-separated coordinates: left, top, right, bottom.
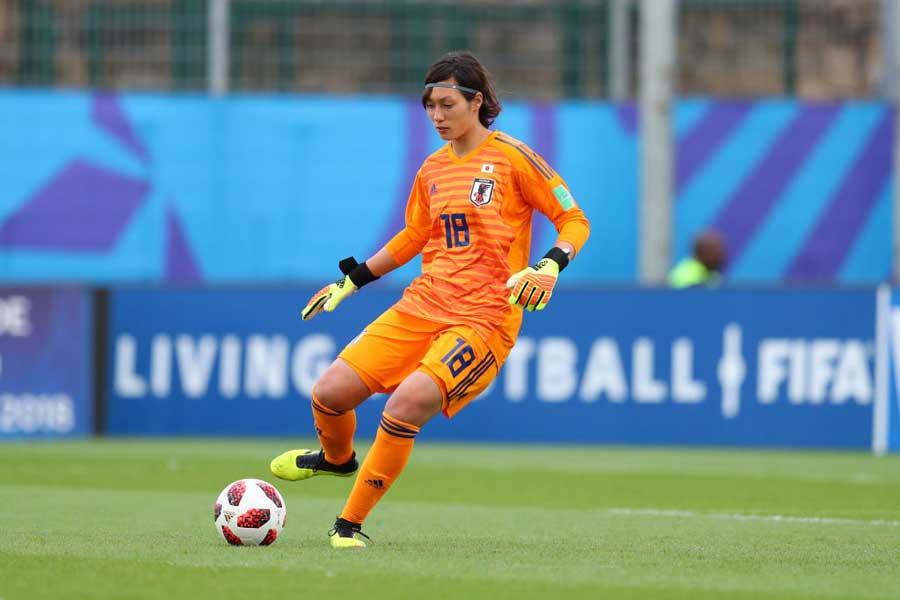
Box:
2, 439, 899, 599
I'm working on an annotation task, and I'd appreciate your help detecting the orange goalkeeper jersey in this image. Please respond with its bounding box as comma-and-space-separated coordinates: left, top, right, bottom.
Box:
385, 130, 590, 358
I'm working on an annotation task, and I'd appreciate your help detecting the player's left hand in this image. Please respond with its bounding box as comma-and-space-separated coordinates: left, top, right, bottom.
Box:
506, 257, 560, 312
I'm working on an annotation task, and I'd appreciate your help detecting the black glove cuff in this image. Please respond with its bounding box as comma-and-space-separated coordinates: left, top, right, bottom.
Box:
348, 263, 379, 288
543, 247, 570, 272
339, 256, 379, 288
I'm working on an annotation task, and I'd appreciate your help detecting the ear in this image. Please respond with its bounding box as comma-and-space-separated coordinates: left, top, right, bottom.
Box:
471, 91, 484, 112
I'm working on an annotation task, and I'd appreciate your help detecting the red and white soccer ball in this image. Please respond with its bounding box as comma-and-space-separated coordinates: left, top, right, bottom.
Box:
213, 478, 286, 546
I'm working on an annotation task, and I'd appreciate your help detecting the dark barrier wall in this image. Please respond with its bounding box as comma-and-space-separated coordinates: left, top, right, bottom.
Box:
0, 288, 92, 439
105, 287, 878, 449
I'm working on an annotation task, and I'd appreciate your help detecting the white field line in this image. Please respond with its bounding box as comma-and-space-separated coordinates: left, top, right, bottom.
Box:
606, 507, 900, 527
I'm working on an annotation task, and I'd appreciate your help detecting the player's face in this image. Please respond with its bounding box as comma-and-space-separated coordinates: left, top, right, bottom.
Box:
424, 80, 482, 140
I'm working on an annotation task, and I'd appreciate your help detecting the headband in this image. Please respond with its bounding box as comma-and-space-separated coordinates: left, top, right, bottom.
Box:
424, 82, 480, 95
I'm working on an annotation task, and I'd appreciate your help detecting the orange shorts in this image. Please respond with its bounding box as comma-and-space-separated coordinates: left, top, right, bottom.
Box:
338, 308, 505, 418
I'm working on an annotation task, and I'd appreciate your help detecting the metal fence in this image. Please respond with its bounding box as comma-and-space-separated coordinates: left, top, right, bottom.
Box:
679, 0, 883, 97
0, 0, 886, 98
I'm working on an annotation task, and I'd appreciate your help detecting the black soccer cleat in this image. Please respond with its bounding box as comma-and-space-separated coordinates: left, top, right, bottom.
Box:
329, 517, 370, 548
269, 449, 358, 481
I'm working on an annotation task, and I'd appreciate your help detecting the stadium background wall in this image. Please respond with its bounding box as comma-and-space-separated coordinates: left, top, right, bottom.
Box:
0, 90, 892, 285
3, 285, 900, 453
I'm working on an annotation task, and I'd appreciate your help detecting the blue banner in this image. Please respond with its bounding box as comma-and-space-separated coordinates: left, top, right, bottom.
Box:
106, 287, 876, 449
0, 288, 92, 439
886, 289, 900, 452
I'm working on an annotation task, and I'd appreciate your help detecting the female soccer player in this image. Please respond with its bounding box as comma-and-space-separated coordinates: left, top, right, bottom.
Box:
270, 51, 590, 548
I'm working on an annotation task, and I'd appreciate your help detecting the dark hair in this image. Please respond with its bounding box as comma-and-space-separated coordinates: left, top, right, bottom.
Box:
694, 230, 727, 271
421, 51, 502, 128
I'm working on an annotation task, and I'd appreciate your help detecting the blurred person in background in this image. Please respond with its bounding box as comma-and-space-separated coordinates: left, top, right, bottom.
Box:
669, 230, 727, 288
269, 51, 590, 548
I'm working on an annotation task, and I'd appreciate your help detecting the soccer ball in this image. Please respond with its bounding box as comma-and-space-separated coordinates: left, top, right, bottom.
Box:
213, 478, 286, 546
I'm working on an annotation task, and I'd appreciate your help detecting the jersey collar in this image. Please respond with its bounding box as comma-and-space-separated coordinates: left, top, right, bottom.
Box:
447, 130, 499, 164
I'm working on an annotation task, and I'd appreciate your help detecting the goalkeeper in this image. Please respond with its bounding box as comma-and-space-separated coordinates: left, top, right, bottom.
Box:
270, 51, 590, 548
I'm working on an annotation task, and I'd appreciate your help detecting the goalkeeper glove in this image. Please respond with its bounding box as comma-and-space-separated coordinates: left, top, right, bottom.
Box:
506, 247, 570, 312
301, 257, 379, 321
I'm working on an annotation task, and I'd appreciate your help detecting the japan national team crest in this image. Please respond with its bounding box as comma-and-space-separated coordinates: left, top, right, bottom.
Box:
469, 177, 495, 208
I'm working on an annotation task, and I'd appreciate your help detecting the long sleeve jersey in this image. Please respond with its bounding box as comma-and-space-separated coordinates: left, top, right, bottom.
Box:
385, 130, 590, 358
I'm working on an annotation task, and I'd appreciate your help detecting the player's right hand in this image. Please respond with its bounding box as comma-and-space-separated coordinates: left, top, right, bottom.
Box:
301, 275, 358, 320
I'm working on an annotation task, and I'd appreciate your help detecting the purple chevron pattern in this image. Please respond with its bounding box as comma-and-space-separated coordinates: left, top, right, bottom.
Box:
0, 159, 149, 251
0, 92, 891, 283
92, 92, 150, 165
671, 101, 892, 283
785, 111, 894, 281
530, 102, 557, 261
712, 104, 842, 265
677, 102, 752, 191
166, 206, 202, 282
368, 99, 430, 259
0, 92, 204, 280
616, 103, 638, 135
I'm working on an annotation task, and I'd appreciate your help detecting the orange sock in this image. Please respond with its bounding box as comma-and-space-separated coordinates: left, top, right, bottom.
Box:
311, 392, 356, 465
340, 412, 419, 524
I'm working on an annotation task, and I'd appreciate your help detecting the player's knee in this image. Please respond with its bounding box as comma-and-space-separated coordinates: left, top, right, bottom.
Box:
384, 392, 441, 427
313, 371, 363, 413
